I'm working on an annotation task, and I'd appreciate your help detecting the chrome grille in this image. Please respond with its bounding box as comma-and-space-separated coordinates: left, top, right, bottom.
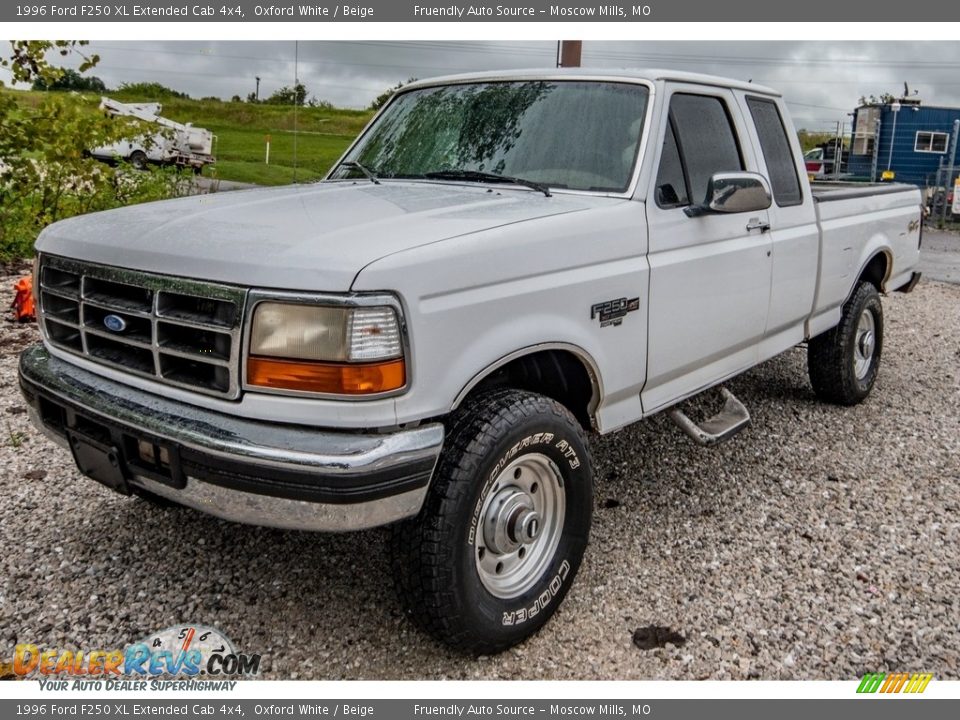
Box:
38, 255, 246, 399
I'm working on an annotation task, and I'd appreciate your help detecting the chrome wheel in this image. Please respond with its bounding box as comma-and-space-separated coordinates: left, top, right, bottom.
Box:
853, 309, 876, 380
475, 453, 566, 599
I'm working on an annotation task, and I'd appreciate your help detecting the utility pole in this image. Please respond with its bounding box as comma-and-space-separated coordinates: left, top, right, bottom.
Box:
255, 76, 260, 101
935, 158, 944, 223
886, 100, 901, 172
557, 40, 582, 68
939, 119, 959, 228
833, 120, 843, 180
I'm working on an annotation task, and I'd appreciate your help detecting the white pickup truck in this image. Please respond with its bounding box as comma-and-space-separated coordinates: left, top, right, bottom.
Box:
20, 69, 922, 654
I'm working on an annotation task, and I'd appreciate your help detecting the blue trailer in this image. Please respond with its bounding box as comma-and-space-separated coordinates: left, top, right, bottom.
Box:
848, 100, 960, 188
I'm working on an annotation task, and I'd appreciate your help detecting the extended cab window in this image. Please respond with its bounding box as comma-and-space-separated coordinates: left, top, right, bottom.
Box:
655, 94, 744, 208
747, 97, 802, 206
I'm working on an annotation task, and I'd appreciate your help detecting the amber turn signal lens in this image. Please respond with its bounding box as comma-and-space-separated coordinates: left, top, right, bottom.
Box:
247, 356, 405, 395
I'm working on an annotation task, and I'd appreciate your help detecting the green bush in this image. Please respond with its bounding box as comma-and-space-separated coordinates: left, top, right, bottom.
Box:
0, 42, 192, 263
113, 81, 190, 100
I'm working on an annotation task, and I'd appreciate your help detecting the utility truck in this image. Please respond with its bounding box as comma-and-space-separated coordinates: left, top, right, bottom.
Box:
21, 69, 922, 653
88, 96, 215, 172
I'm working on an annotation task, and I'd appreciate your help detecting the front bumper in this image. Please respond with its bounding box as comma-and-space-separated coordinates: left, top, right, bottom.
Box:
18, 345, 444, 532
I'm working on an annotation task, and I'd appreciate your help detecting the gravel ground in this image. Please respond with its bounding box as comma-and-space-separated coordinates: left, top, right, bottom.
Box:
918, 228, 960, 284
0, 272, 958, 681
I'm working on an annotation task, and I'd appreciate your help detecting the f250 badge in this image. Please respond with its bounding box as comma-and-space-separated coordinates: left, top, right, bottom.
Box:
590, 297, 640, 327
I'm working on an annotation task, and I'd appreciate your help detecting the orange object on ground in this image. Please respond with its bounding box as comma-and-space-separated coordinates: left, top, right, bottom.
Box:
11, 276, 36, 322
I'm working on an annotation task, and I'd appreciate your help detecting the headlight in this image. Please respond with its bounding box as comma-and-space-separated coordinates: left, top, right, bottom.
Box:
247, 302, 405, 395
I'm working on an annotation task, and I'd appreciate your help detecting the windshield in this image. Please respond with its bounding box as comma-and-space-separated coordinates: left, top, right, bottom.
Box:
332, 80, 650, 193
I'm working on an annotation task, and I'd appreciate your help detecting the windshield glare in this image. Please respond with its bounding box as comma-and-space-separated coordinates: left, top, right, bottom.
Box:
335, 80, 650, 193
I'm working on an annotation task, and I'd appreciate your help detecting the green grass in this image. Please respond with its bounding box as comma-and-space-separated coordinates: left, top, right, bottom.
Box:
205, 160, 323, 185
201, 126, 357, 185
3, 87, 374, 186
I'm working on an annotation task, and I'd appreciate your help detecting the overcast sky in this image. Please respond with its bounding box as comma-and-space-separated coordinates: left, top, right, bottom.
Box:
4, 40, 960, 130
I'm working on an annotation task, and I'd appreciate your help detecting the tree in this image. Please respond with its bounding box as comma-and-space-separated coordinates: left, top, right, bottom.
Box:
114, 81, 189, 100
0, 41, 191, 263
369, 78, 417, 111
797, 130, 837, 153
32, 68, 106, 92
858, 84, 919, 107
265, 82, 308, 106
2, 40, 100, 85
858, 93, 897, 107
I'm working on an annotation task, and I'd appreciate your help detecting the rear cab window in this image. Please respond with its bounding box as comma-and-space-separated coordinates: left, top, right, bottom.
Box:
746, 96, 803, 207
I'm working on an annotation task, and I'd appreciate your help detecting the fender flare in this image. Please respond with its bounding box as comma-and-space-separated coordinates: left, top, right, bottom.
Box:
846, 247, 893, 304
450, 342, 604, 419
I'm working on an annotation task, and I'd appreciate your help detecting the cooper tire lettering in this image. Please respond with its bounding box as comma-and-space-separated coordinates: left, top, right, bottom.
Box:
500, 559, 572, 626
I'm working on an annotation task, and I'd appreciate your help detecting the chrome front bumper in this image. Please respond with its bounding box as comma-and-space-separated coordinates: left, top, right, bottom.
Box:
19, 345, 444, 532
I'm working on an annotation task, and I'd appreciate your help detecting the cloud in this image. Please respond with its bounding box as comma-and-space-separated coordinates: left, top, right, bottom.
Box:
3, 40, 959, 129
581, 41, 960, 129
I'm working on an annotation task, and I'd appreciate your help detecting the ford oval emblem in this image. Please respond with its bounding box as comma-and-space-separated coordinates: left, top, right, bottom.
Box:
103, 314, 127, 333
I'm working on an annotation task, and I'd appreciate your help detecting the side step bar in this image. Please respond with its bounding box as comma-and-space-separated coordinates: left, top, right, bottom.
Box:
668, 388, 751, 446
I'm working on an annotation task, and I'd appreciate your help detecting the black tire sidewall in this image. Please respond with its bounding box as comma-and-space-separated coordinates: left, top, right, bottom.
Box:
452, 410, 592, 648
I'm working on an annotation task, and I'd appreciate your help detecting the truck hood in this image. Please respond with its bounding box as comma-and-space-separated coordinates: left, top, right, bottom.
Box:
37, 181, 608, 291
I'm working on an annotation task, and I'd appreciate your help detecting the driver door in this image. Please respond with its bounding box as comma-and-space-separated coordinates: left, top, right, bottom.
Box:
641, 87, 773, 413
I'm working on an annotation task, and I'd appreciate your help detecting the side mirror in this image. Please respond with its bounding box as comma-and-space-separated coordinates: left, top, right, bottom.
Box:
684, 172, 772, 217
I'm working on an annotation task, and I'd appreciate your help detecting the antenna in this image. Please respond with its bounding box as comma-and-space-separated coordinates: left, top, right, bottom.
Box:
292, 40, 299, 183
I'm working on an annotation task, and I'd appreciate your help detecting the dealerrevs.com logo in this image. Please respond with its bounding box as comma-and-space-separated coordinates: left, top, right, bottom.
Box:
1, 625, 261, 689
857, 673, 934, 694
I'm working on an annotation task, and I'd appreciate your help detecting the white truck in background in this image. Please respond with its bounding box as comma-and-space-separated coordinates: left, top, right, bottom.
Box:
804, 143, 849, 180
22, 70, 922, 654
88, 97, 216, 172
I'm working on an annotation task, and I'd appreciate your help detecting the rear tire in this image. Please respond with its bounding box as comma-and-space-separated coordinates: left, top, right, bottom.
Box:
128, 150, 148, 171
391, 389, 593, 654
807, 281, 883, 405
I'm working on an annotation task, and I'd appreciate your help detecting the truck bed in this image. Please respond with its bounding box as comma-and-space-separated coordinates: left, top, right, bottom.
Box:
807, 180, 922, 339
810, 181, 918, 202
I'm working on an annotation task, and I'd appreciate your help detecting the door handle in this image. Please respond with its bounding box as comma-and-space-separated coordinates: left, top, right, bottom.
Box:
746, 218, 771, 233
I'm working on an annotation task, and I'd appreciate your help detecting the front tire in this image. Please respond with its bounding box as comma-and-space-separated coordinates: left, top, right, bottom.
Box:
807, 280, 884, 405
391, 389, 593, 654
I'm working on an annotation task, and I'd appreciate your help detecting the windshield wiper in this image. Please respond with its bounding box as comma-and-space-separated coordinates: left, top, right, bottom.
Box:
340, 160, 380, 185
424, 169, 552, 197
